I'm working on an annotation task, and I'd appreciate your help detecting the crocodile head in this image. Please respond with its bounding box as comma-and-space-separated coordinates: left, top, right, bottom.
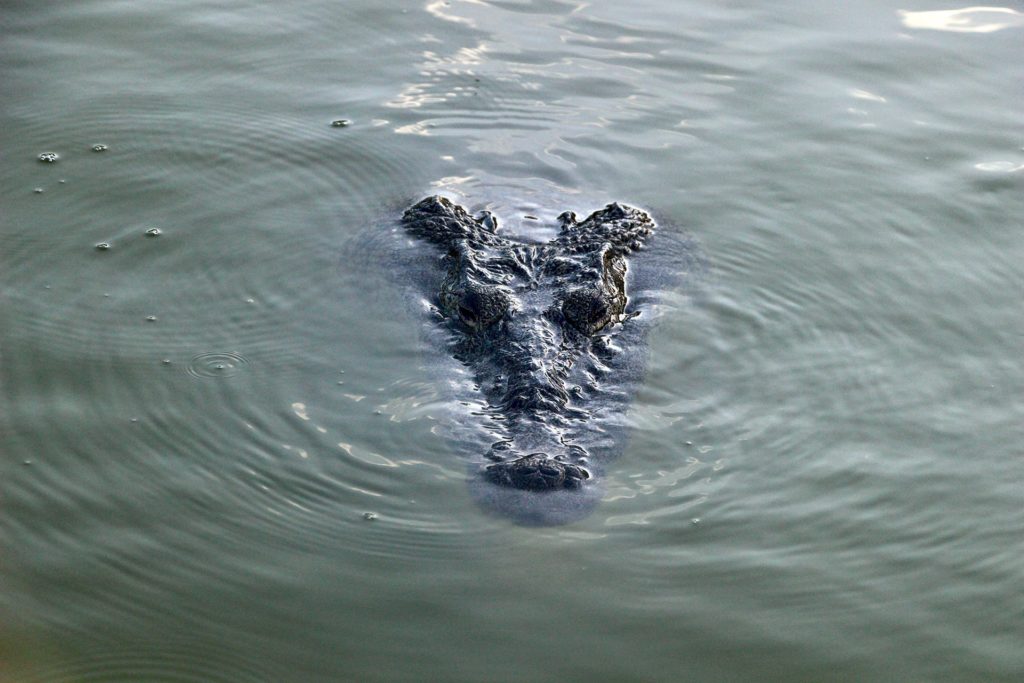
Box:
402, 196, 654, 515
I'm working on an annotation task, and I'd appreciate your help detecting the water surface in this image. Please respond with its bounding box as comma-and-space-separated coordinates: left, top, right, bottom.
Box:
2, 1, 1022, 680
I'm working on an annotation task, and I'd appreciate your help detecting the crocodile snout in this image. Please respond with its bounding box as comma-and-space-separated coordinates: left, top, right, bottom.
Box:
485, 453, 590, 491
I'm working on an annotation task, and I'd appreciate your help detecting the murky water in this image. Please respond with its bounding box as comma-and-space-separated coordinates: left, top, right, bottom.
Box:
2, 1, 1022, 680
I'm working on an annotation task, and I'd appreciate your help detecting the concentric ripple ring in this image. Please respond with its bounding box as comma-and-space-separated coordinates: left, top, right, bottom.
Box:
187, 352, 250, 378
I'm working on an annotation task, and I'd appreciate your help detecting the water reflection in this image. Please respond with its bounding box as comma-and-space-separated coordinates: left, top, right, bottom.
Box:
899, 7, 1024, 33
385, 0, 728, 175
849, 88, 886, 103
974, 161, 1024, 172
426, 0, 481, 26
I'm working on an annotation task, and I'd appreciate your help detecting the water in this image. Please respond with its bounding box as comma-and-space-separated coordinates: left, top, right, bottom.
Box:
2, 1, 1022, 680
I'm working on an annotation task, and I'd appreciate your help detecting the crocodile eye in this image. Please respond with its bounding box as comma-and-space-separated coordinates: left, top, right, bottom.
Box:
458, 304, 478, 324
588, 300, 608, 323
563, 288, 615, 334
457, 288, 510, 329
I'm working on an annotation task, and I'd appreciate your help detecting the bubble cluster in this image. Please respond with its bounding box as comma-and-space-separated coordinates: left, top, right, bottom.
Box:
92, 228, 168, 250
331, 119, 351, 128
92, 144, 108, 152
38, 152, 59, 163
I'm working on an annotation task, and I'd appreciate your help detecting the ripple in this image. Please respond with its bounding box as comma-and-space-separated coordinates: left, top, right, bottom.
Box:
3, 92, 425, 386
11, 642, 268, 683
382, 1, 726, 186
187, 352, 250, 378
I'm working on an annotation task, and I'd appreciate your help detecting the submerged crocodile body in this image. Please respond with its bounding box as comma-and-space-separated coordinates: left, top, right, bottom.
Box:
402, 195, 677, 524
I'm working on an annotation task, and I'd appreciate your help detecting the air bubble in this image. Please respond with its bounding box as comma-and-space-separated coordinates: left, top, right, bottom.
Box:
187, 352, 250, 378
95, 242, 111, 251
146, 315, 157, 322
331, 119, 351, 127
145, 227, 162, 237
363, 512, 378, 521
38, 152, 59, 163
34, 188, 44, 194
92, 144, 108, 152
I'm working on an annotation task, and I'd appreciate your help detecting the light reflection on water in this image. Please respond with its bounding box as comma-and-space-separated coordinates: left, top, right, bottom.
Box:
899, 6, 1024, 33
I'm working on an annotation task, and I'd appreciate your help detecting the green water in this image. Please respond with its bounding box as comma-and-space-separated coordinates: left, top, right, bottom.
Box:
2, 1, 1022, 681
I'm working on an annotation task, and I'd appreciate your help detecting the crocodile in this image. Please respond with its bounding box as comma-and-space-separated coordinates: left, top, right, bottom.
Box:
402, 195, 682, 525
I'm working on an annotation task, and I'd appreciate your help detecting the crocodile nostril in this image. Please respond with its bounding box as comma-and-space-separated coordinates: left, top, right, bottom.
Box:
485, 453, 589, 491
